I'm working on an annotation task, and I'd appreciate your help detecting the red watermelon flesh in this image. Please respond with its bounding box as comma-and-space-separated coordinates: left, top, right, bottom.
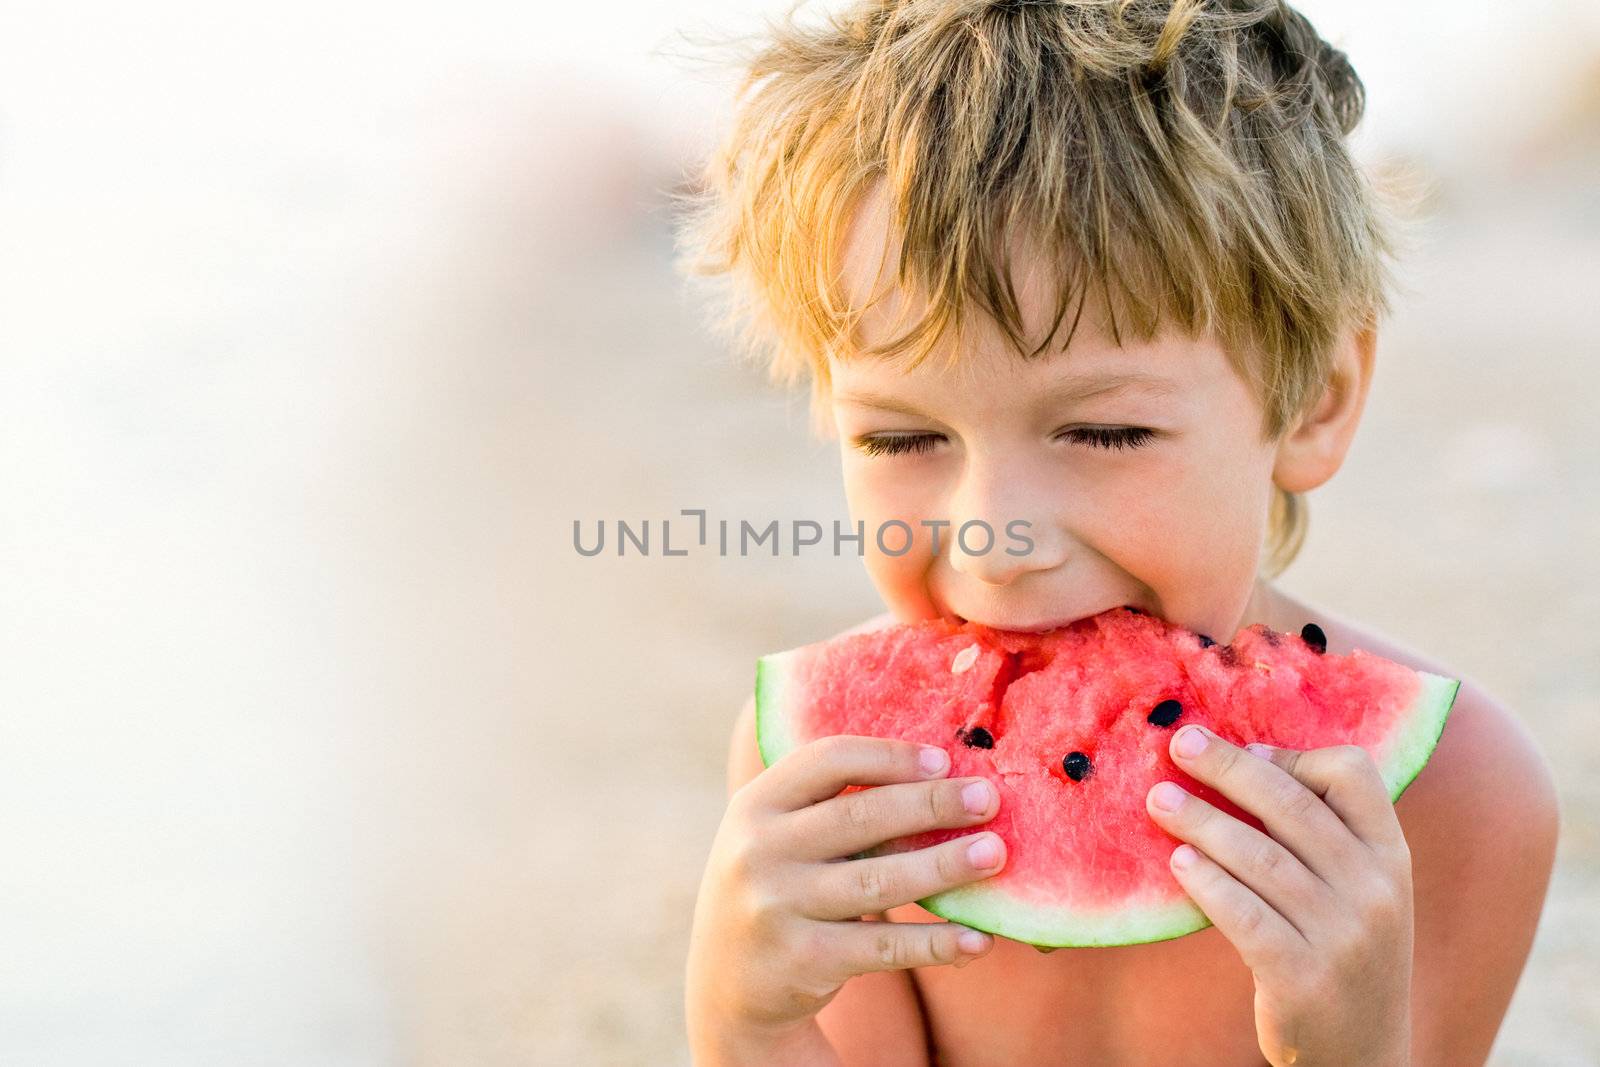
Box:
754, 607, 1459, 947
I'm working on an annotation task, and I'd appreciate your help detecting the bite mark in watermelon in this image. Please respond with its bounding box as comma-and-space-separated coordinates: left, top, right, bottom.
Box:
754, 607, 1458, 948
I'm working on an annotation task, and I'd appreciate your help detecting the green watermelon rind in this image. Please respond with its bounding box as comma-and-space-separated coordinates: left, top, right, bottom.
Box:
753, 649, 1461, 949
754, 650, 801, 768
1379, 671, 1461, 802
918, 880, 1212, 947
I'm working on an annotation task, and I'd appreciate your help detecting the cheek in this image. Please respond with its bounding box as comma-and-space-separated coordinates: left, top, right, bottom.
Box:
1080, 445, 1276, 586
841, 457, 943, 611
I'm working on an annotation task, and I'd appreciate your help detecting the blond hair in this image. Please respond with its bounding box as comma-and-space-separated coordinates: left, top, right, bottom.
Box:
670, 0, 1425, 576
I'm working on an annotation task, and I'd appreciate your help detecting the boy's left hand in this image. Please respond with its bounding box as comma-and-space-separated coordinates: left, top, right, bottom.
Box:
1145, 724, 1414, 1067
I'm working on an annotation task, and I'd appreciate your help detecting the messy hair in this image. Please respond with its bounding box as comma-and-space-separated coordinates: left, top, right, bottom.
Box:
670, 0, 1425, 577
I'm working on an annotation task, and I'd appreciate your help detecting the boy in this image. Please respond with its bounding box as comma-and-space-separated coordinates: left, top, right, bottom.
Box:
673, 1, 1558, 1063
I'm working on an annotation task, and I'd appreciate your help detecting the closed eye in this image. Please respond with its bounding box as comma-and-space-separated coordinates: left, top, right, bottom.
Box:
1059, 426, 1157, 451
852, 426, 1156, 457
853, 433, 943, 458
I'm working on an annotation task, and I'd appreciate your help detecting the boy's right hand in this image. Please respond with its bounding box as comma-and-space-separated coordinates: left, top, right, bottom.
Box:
685, 735, 1005, 1051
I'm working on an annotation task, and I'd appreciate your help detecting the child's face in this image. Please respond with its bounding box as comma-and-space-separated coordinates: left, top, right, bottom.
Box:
827, 195, 1288, 642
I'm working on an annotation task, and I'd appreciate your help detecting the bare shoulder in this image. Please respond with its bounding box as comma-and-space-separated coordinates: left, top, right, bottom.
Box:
727, 691, 762, 800
1286, 599, 1559, 1059
1301, 604, 1557, 835
726, 611, 901, 799
1383, 648, 1559, 901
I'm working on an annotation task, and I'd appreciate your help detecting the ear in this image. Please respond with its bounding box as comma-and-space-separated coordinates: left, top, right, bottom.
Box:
1272, 320, 1376, 494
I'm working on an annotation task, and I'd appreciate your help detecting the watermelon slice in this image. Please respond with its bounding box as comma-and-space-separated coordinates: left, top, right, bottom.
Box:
755, 607, 1458, 948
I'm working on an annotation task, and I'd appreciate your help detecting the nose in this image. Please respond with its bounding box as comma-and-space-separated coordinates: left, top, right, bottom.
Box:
945, 455, 1068, 586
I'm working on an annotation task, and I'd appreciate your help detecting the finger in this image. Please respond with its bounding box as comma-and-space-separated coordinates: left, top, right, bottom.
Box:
762, 735, 952, 811
1168, 724, 1365, 879
786, 775, 998, 860
1245, 742, 1407, 853
824, 918, 995, 977
1168, 843, 1305, 971
807, 831, 1006, 920
1146, 779, 1329, 928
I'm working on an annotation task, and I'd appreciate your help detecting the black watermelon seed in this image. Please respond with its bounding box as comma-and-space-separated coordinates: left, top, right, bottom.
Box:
961, 726, 994, 749
1301, 622, 1327, 654
1147, 699, 1183, 728
1122, 605, 1147, 616
1062, 751, 1093, 781
1197, 634, 1216, 648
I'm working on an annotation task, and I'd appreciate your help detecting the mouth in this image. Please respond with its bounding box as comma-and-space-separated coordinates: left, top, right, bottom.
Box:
942, 604, 1148, 634
995, 617, 1086, 634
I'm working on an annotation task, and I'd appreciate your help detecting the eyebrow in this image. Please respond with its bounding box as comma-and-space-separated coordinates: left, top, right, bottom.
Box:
834, 371, 1177, 416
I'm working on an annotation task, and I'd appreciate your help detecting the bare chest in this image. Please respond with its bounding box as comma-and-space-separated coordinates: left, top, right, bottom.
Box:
889, 904, 1267, 1067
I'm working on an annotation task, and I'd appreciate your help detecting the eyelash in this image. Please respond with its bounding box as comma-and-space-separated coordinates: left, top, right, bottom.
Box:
855, 426, 1156, 457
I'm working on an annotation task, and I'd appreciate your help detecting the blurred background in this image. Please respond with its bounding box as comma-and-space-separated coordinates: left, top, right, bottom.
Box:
1, 1, 1596, 1064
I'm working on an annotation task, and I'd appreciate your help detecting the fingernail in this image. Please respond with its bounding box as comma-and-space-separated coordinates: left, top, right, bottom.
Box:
961, 780, 993, 815
920, 746, 950, 776
1171, 844, 1198, 870
967, 834, 1001, 868
1151, 781, 1187, 812
1174, 725, 1208, 759
1246, 742, 1275, 759
957, 929, 989, 954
